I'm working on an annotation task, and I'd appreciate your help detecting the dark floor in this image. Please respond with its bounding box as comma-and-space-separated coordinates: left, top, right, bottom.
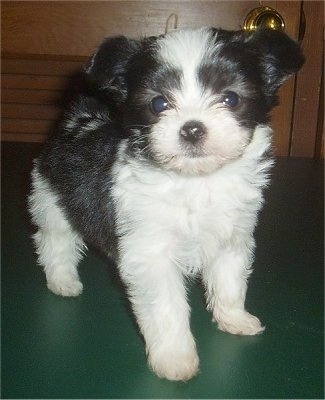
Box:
1, 142, 324, 399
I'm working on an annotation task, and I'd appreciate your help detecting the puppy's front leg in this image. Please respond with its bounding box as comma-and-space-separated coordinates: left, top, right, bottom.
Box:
203, 240, 265, 336
118, 247, 199, 381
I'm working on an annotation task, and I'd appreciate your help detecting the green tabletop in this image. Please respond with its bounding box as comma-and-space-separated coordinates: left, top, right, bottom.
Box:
1, 142, 324, 399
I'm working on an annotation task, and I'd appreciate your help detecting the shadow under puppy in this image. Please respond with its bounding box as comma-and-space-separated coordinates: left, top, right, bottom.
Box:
28, 27, 304, 381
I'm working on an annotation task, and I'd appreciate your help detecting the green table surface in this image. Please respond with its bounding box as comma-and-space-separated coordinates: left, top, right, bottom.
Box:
1, 142, 324, 399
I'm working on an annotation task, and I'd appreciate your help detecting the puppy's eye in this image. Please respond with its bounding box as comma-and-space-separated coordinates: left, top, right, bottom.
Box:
150, 96, 169, 114
222, 91, 240, 108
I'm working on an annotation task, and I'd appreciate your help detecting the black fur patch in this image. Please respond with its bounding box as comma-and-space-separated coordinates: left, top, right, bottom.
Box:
198, 28, 304, 129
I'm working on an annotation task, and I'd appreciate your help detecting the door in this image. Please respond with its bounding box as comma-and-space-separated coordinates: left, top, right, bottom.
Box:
2, 1, 322, 157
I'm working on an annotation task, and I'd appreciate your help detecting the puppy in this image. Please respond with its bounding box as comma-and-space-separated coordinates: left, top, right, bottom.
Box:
28, 27, 304, 381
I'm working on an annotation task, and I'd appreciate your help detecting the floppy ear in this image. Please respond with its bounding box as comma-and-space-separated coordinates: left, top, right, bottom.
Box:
84, 36, 140, 102
248, 28, 305, 95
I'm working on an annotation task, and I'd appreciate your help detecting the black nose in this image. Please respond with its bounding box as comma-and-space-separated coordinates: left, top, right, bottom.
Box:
179, 121, 207, 144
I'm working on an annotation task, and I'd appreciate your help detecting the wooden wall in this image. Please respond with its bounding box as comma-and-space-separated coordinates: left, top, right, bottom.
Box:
1, 1, 258, 143
2, 1, 323, 157
2, 57, 85, 142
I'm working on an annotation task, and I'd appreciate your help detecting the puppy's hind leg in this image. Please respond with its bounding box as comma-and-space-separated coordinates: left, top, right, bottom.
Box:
29, 165, 85, 297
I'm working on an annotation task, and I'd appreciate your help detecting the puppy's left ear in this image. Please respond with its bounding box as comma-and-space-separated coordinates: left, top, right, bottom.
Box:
248, 28, 305, 95
84, 36, 140, 102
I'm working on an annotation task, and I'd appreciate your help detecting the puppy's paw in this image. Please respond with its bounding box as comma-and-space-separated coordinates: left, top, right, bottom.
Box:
148, 346, 199, 381
216, 310, 265, 336
47, 271, 83, 297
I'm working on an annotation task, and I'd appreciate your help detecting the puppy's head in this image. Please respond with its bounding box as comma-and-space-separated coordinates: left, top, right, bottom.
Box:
86, 27, 304, 174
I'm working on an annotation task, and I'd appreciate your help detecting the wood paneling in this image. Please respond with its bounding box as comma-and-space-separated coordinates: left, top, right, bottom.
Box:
2, 104, 60, 120
2, 57, 86, 75
2, 1, 322, 157
2, 74, 68, 91
290, 1, 324, 157
1, 58, 83, 141
2, 119, 54, 135
1, 132, 49, 143
2, 1, 258, 56
2, 89, 63, 106
261, 1, 302, 156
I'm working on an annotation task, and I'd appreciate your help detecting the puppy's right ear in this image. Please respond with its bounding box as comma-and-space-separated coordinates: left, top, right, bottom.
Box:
84, 36, 140, 102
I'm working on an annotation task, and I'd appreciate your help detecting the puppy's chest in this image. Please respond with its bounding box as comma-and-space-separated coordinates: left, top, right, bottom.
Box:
160, 182, 217, 231
115, 167, 259, 239
114, 166, 261, 273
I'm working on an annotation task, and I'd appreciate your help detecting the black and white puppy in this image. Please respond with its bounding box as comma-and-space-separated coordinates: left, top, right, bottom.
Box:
29, 27, 304, 381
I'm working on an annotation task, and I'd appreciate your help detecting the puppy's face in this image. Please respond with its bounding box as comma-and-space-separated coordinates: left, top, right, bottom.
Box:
86, 28, 304, 174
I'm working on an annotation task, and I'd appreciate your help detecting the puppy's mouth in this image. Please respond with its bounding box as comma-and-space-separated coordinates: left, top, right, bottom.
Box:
182, 143, 207, 159
148, 120, 250, 174
155, 139, 247, 175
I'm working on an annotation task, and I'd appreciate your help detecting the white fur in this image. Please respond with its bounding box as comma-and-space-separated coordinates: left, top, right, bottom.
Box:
29, 163, 85, 297
157, 27, 217, 86
111, 125, 272, 380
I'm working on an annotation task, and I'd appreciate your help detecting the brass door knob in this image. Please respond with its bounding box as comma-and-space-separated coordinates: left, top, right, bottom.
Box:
243, 6, 285, 32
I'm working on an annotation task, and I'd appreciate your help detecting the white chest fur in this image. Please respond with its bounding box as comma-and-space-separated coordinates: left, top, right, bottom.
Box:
111, 126, 272, 274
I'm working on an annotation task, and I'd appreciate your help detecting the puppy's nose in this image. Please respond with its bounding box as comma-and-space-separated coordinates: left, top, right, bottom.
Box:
179, 121, 207, 144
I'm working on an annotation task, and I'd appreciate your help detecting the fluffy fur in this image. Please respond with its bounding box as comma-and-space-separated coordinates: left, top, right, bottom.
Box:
28, 27, 304, 381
